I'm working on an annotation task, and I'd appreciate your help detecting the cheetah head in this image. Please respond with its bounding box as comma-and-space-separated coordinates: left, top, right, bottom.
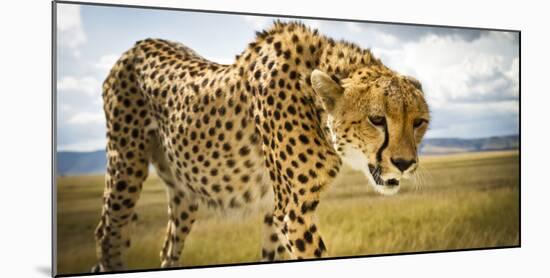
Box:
311, 68, 430, 195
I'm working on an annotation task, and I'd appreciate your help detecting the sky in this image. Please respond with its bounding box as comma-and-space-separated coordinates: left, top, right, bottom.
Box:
56, 3, 519, 152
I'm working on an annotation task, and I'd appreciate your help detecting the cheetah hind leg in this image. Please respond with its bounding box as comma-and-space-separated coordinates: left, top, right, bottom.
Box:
92, 143, 150, 272
148, 135, 200, 268
93, 62, 153, 272
159, 189, 199, 268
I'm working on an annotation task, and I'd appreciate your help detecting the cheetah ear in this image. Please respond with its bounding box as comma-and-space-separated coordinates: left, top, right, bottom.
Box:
311, 69, 343, 112
404, 76, 423, 92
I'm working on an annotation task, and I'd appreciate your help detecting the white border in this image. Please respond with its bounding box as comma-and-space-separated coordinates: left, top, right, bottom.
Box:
2, 0, 549, 277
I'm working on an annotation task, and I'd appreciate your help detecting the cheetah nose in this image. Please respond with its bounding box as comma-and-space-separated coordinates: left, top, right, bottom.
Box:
386, 179, 399, 186
390, 157, 415, 172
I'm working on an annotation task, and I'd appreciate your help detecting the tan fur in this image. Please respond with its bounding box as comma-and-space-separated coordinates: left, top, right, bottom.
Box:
92, 21, 429, 272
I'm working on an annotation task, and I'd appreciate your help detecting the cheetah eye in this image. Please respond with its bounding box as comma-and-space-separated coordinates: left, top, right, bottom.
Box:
413, 118, 428, 128
368, 115, 386, 127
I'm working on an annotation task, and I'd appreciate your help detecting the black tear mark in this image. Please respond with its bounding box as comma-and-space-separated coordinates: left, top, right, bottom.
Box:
376, 123, 389, 163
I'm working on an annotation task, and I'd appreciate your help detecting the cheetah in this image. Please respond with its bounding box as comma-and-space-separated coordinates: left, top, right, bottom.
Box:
92, 21, 430, 272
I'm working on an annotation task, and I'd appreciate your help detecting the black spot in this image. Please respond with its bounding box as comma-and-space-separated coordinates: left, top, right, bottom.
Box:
319, 238, 326, 251
124, 114, 133, 124
210, 168, 218, 176
282, 64, 289, 72
314, 249, 322, 257
295, 239, 305, 252
264, 214, 274, 225
267, 96, 274, 105
304, 231, 313, 243
289, 71, 297, 79
112, 203, 121, 211
309, 224, 317, 233
267, 251, 275, 261
239, 146, 251, 156
122, 199, 134, 208
287, 105, 296, 115
254, 70, 262, 80
286, 168, 294, 178
298, 135, 309, 144
284, 122, 293, 131
223, 143, 231, 151
297, 174, 308, 184
225, 121, 233, 130
289, 210, 296, 221
115, 181, 127, 191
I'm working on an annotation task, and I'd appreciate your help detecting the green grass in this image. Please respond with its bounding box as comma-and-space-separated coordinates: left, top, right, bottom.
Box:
56, 151, 520, 275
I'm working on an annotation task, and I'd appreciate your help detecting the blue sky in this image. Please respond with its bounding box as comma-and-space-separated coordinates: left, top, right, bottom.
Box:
56, 3, 519, 151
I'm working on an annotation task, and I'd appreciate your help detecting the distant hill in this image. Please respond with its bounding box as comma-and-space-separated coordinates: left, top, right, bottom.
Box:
56, 150, 106, 176
56, 135, 519, 176
419, 135, 519, 155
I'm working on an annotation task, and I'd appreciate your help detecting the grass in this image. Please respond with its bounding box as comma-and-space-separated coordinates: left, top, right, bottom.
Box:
55, 150, 520, 275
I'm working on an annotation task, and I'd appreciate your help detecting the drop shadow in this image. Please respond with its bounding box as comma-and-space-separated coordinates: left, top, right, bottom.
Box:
35, 265, 52, 277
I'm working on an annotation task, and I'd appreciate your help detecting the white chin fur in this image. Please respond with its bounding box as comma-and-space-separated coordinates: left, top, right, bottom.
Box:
371, 183, 400, 196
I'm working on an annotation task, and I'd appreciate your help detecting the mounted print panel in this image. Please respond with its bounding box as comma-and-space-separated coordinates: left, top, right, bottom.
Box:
53, 1, 520, 276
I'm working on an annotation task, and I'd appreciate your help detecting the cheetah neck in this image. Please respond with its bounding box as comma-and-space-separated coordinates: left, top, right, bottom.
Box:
239, 22, 385, 82
316, 38, 383, 80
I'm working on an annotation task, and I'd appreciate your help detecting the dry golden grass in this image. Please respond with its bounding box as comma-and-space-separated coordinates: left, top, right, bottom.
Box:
55, 150, 519, 275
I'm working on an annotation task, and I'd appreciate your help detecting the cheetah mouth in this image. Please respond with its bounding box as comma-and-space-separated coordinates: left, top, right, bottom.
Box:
368, 164, 399, 187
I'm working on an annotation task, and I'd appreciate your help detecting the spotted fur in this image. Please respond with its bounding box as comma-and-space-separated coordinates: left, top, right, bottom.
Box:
93, 21, 429, 272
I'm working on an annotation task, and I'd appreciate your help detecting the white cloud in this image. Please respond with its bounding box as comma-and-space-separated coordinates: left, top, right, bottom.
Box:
57, 76, 100, 96
243, 15, 270, 29
379, 33, 399, 45
58, 138, 107, 152
68, 112, 105, 125
57, 5, 86, 56
346, 22, 362, 33
339, 23, 403, 49
506, 57, 520, 94
59, 104, 72, 112
373, 32, 519, 108
243, 16, 323, 32
202, 55, 234, 65
94, 54, 120, 71
57, 5, 81, 31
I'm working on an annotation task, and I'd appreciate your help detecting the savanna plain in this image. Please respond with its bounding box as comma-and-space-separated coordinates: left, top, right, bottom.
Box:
56, 150, 519, 275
